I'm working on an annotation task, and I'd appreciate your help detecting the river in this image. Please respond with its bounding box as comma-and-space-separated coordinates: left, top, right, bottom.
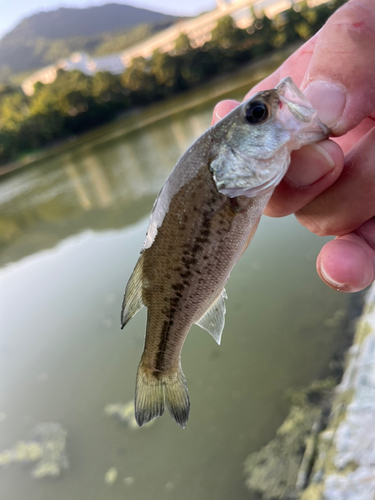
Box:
0, 60, 352, 500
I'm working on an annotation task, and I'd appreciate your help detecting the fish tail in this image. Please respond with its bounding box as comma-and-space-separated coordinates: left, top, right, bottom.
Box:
135, 362, 190, 428
164, 366, 190, 428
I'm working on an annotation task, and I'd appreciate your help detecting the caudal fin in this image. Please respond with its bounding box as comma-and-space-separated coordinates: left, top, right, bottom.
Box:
135, 363, 190, 428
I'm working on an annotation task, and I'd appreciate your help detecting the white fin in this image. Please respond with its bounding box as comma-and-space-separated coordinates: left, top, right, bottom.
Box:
196, 289, 227, 345
121, 253, 145, 329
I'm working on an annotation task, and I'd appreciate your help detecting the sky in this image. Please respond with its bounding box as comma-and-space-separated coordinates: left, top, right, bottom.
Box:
0, 0, 217, 40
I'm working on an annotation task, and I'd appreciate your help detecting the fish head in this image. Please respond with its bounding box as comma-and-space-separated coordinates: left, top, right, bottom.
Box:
210, 77, 331, 198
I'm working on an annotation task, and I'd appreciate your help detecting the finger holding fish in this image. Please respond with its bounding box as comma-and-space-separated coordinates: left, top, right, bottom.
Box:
214, 0, 375, 222
264, 140, 344, 218
296, 127, 375, 292
213, 0, 375, 295
317, 219, 375, 293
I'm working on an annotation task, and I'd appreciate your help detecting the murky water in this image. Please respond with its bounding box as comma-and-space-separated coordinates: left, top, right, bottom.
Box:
0, 77, 351, 500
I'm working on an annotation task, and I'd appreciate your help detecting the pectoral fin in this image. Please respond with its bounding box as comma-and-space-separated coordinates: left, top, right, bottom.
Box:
196, 289, 227, 345
121, 253, 145, 329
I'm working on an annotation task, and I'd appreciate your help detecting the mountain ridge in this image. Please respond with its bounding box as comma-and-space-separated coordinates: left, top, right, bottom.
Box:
0, 3, 180, 77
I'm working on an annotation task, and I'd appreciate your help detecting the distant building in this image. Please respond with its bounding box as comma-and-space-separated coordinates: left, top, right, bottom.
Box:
22, 0, 331, 96
93, 54, 125, 74
22, 65, 58, 96
119, 0, 327, 62
22, 51, 126, 96
59, 51, 126, 75
58, 52, 96, 75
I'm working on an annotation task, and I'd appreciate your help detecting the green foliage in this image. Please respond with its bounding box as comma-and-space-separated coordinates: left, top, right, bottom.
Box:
294, 21, 311, 40
173, 34, 191, 55
0, 0, 347, 166
93, 25, 155, 56
210, 16, 238, 49
0, 87, 29, 132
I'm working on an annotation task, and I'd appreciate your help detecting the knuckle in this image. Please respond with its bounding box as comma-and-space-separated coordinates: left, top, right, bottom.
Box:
295, 211, 337, 237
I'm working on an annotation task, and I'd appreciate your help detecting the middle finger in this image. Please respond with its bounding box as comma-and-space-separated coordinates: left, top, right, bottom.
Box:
295, 127, 375, 237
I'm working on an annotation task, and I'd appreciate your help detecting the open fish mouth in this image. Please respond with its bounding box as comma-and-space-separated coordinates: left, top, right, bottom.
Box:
276, 77, 316, 122
275, 77, 330, 140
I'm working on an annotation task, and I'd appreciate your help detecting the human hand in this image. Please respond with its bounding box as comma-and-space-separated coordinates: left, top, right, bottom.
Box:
212, 0, 375, 293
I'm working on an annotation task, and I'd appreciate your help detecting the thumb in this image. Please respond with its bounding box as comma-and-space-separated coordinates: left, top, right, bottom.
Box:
301, 0, 375, 135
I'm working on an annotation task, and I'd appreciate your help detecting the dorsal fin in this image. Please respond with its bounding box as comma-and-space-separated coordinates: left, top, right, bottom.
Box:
121, 253, 145, 329
196, 289, 227, 345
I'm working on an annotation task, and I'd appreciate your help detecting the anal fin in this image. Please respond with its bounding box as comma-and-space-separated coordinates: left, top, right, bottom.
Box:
121, 253, 145, 329
196, 289, 227, 345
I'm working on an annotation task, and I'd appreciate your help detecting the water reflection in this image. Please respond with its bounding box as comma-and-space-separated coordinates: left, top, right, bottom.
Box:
0, 107, 212, 268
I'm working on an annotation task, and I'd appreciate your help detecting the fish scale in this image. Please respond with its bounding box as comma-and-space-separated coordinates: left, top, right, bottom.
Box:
142, 167, 258, 373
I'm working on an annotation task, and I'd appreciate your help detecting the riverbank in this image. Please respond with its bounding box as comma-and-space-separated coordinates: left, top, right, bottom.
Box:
302, 283, 375, 499
244, 284, 374, 499
0, 45, 299, 177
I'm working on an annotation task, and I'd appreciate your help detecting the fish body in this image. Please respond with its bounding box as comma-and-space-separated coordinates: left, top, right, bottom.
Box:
121, 78, 330, 428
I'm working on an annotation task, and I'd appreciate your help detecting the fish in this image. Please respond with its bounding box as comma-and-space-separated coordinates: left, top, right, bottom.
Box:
121, 77, 330, 428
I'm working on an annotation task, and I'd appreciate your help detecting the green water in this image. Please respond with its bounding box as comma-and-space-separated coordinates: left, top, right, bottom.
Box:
0, 76, 351, 500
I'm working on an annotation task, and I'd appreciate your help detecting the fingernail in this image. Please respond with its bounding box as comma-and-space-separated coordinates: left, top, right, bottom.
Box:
303, 80, 346, 128
285, 142, 335, 187
320, 263, 346, 289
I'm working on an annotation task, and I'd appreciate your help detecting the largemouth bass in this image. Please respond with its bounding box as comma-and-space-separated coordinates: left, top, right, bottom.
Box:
121, 77, 330, 428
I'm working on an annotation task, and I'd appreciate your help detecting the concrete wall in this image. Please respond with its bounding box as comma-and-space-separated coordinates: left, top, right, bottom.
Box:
302, 284, 375, 499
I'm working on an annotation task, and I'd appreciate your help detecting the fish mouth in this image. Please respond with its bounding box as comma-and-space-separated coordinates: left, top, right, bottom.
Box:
217, 167, 286, 198
276, 77, 314, 122
276, 77, 331, 141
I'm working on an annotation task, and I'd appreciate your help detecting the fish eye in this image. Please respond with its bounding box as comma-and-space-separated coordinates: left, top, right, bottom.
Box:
244, 101, 269, 125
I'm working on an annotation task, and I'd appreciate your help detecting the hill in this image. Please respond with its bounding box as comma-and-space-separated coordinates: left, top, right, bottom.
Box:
0, 3, 179, 76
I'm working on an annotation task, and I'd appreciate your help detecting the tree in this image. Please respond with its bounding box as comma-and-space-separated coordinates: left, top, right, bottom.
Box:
173, 34, 191, 55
